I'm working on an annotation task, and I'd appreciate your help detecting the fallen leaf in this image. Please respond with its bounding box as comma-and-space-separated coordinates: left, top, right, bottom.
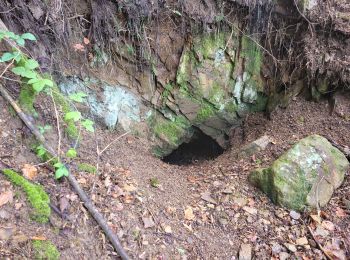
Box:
310, 214, 322, 224
321, 220, 335, 231
164, 225, 172, 233
123, 194, 134, 204
243, 206, 258, 215
142, 217, 155, 228
335, 207, 347, 218
0, 226, 15, 240
73, 43, 85, 52
123, 184, 137, 192
0, 190, 13, 207
15, 203, 22, 210
184, 206, 195, 221
83, 37, 90, 45
59, 197, 70, 212
11, 234, 28, 244
21, 164, 37, 180
324, 239, 346, 260
296, 237, 308, 246
104, 176, 112, 188
200, 192, 217, 204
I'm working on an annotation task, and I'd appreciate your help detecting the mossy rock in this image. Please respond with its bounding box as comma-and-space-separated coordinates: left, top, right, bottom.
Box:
249, 135, 349, 211
32, 240, 60, 260
2, 169, 51, 223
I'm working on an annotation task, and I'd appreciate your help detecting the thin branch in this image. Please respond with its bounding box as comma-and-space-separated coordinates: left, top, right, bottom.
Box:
98, 131, 130, 156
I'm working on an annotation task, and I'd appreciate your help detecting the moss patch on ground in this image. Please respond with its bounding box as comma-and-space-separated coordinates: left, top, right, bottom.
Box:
78, 163, 97, 174
32, 240, 60, 260
2, 169, 50, 223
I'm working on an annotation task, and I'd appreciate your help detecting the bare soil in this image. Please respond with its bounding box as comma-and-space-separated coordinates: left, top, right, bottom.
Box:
0, 92, 349, 259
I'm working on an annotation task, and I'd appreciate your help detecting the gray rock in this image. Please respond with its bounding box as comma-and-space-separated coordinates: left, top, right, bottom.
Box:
289, 210, 301, 220
238, 135, 272, 158
249, 135, 349, 211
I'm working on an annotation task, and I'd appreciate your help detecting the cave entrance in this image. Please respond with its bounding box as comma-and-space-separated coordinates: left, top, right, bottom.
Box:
162, 129, 224, 165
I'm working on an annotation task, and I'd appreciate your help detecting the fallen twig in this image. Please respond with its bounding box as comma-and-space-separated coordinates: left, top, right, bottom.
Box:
0, 84, 130, 259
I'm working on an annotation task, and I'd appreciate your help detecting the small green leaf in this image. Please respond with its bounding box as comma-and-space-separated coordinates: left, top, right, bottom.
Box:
16, 38, 25, 46
53, 162, 64, 168
69, 92, 88, 103
21, 33, 36, 41
55, 166, 69, 179
4, 31, 18, 40
36, 145, 46, 157
66, 148, 77, 158
81, 119, 94, 132
25, 59, 39, 69
0, 52, 15, 62
31, 79, 54, 92
64, 111, 81, 122
11, 66, 37, 78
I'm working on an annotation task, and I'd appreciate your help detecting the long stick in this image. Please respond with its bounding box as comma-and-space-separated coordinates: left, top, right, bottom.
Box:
0, 84, 130, 260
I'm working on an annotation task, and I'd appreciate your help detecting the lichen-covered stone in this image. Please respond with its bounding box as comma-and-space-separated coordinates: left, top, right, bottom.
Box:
249, 135, 349, 211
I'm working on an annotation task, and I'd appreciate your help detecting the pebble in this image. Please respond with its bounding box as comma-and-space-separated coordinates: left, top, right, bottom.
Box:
243, 206, 257, 215
279, 252, 290, 260
284, 243, 297, 253
289, 210, 301, 220
296, 237, 308, 246
239, 243, 252, 260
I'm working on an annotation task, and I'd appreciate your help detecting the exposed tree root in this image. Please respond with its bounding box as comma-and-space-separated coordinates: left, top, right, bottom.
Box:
0, 84, 130, 260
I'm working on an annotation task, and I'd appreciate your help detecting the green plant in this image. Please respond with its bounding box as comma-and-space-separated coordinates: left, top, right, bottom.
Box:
150, 177, 160, 188
0, 30, 95, 179
32, 240, 60, 260
2, 169, 51, 223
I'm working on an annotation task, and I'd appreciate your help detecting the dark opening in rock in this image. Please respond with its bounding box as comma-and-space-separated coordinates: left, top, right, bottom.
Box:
162, 129, 224, 165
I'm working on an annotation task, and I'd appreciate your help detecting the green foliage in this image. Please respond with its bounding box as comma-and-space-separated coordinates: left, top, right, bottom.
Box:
32, 240, 60, 260
64, 111, 81, 122
78, 163, 97, 174
38, 124, 52, 134
150, 177, 160, 188
81, 119, 94, 132
2, 169, 50, 223
66, 148, 77, 158
0, 30, 95, 181
53, 162, 69, 179
69, 91, 88, 103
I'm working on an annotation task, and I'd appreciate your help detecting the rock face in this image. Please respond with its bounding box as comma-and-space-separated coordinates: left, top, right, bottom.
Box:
148, 32, 268, 157
249, 135, 349, 211
59, 77, 148, 131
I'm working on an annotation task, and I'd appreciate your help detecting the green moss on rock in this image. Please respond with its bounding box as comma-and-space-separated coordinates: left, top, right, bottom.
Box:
32, 240, 60, 260
154, 115, 191, 145
2, 169, 50, 223
249, 135, 349, 211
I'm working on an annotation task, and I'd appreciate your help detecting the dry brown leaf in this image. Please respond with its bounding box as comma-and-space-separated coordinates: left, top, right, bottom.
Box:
123, 184, 137, 192
123, 194, 134, 204
0, 190, 13, 207
184, 206, 195, 221
335, 207, 347, 218
73, 43, 85, 52
142, 217, 155, 229
310, 214, 322, 224
322, 220, 335, 231
83, 37, 90, 45
22, 164, 38, 180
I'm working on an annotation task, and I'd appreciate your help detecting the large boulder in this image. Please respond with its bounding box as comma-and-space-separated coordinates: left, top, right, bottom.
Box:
249, 135, 349, 211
